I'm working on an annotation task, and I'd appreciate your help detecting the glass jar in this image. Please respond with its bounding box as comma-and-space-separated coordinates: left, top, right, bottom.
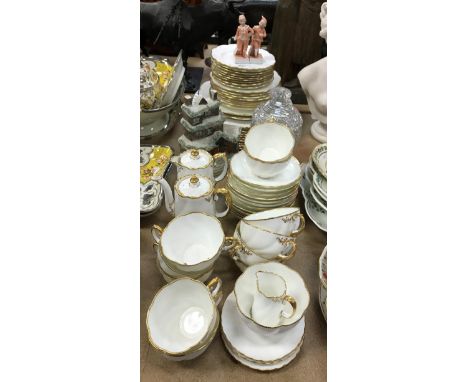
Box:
251, 87, 303, 143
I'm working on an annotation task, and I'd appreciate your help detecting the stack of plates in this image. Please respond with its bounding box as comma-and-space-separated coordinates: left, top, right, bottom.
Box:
210, 45, 280, 120
300, 143, 327, 231
227, 151, 302, 217
221, 292, 305, 371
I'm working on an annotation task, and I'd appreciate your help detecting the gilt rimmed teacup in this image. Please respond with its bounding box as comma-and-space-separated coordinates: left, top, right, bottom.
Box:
244, 122, 295, 179
231, 223, 296, 265
146, 277, 222, 361
152, 212, 237, 275
242, 207, 305, 237
239, 220, 296, 257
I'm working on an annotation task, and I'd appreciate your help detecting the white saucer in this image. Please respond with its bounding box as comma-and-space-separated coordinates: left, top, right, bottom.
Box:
310, 182, 327, 211
313, 172, 327, 201
223, 332, 303, 371
305, 198, 327, 232
221, 292, 305, 363
312, 144, 327, 179
230, 151, 301, 188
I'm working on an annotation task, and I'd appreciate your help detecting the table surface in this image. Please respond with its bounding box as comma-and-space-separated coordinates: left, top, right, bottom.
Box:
140, 57, 326, 381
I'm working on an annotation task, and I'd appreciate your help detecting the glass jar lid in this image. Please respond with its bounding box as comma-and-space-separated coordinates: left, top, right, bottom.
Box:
176, 175, 213, 198
179, 149, 212, 170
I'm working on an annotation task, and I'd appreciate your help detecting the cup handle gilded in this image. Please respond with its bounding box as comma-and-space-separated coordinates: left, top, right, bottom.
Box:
290, 214, 306, 237
223, 236, 239, 253
213, 152, 228, 182
207, 276, 223, 306
151, 224, 164, 246
277, 240, 296, 262
214, 188, 231, 218
281, 295, 297, 319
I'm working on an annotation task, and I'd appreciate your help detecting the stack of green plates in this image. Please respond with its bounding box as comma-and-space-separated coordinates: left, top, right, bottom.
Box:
227, 151, 301, 217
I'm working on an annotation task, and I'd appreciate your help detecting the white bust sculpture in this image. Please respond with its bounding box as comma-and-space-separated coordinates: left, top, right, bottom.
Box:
298, 2, 327, 142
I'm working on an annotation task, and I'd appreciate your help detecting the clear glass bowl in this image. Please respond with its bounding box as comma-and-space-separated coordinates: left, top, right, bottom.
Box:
251, 87, 303, 143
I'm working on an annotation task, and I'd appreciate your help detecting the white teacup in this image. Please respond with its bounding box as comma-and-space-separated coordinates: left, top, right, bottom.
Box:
239, 220, 296, 257
232, 224, 296, 264
152, 213, 237, 275
250, 271, 297, 328
242, 207, 305, 237
154, 246, 214, 283
244, 123, 295, 179
146, 277, 222, 361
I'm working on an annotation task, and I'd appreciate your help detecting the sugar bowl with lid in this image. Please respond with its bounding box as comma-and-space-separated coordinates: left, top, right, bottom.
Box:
146, 277, 222, 361
155, 174, 231, 217
171, 149, 228, 182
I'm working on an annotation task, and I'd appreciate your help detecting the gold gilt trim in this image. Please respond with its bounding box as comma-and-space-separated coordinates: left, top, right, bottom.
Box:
154, 212, 225, 267
233, 262, 310, 330
177, 149, 214, 170
146, 277, 220, 356
221, 330, 305, 365
174, 174, 214, 199
244, 123, 294, 164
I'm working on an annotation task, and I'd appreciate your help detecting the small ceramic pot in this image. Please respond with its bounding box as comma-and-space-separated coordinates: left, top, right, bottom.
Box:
244, 123, 295, 179
146, 277, 222, 361
242, 207, 305, 237
250, 271, 297, 328
172, 149, 228, 182
152, 212, 238, 274
239, 220, 296, 257
156, 174, 231, 217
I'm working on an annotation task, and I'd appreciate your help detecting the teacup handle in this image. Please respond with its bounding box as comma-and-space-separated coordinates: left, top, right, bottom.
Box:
290, 214, 306, 237
276, 239, 296, 262
281, 295, 297, 319
151, 224, 164, 246
223, 236, 239, 253
213, 188, 231, 218
213, 153, 228, 182
207, 277, 223, 306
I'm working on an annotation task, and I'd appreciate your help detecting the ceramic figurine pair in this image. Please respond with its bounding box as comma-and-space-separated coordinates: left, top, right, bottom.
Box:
234, 14, 267, 63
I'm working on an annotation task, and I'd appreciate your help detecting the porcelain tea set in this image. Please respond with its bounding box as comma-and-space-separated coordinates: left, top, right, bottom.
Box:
301, 143, 327, 231
145, 120, 325, 370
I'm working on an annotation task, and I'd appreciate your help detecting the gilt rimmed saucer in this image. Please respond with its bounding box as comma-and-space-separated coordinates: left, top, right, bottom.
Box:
221, 292, 305, 365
